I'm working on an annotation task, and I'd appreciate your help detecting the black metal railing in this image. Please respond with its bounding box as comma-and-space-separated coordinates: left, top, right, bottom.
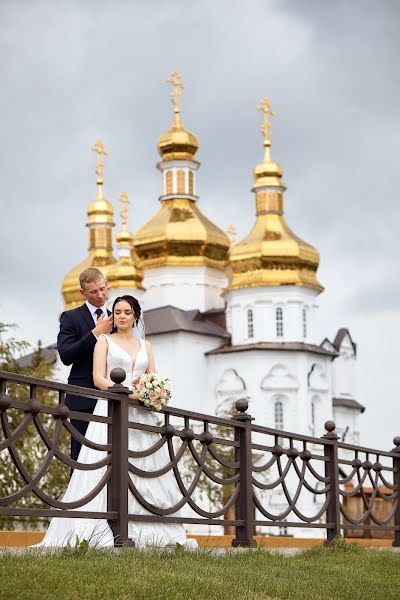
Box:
0, 369, 399, 547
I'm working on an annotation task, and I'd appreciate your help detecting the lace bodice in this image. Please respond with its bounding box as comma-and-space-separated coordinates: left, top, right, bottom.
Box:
103, 335, 148, 388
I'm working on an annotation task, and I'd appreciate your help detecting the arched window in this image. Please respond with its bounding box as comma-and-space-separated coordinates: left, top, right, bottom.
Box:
302, 307, 307, 338
166, 171, 173, 195
274, 400, 284, 430
177, 169, 185, 194
276, 307, 284, 337
188, 171, 194, 195
247, 308, 254, 339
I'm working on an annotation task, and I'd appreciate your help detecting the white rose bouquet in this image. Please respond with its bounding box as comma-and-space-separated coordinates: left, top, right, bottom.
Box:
131, 372, 171, 411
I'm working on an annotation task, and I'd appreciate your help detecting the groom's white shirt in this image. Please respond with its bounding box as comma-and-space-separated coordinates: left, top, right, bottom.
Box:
85, 301, 108, 325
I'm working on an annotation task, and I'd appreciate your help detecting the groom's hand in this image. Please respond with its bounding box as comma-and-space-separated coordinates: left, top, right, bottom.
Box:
92, 314, 113, 337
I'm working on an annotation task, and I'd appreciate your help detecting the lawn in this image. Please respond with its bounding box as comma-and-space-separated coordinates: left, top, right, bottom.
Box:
0, 541, 398, 600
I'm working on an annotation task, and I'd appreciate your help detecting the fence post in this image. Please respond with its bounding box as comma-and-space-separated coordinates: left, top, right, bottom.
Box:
108, 368, 134, 547
231, 398, 256, 548
392, 436, 400, 547
322, 420, 341, 544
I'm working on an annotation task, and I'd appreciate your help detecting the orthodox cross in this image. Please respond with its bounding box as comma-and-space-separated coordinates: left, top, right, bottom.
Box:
119, 192, 130, 231
257, 97, 275, 141
91, 139, 108, 180
166, 70, 186, 111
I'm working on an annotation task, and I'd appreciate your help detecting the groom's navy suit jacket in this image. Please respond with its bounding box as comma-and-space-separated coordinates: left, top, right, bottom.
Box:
57, 303, 111, 411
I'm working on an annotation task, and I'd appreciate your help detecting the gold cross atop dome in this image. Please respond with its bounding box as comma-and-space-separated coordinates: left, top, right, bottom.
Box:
91, 139, 108, 182
167, 70, 186, 113
257, 97, 275, 142
119, 192, 130, 231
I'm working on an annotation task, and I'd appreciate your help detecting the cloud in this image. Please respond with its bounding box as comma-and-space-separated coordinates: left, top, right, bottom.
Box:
0, 0, 399, 446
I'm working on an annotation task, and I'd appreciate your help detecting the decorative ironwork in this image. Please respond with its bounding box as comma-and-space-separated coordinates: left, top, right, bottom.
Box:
0, 369, 399, 547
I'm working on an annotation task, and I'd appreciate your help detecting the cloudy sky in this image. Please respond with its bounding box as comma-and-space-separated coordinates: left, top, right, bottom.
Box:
1, 0, 399, 449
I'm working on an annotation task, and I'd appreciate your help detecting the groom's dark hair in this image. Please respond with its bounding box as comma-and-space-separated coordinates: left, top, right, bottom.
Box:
111, 295, 142, 333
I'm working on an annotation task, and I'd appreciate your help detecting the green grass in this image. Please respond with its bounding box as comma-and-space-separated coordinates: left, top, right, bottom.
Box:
0, 542, 399, 600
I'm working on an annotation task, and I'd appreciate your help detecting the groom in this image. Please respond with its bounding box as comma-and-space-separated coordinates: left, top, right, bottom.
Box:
57, 267, 113, 462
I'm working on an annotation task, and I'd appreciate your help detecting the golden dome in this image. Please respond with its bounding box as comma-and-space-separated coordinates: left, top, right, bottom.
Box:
62, 140, 117, 310
61, 184, 117, 309
228, 210, 322, 291
134, 71, 230, 270
134, 197, 230, 270
157, 71, 199, 163
227, 98, 323, 293
157, 112, 199, 163
253, 144, 284, 189
106, 243, 144, 291
106, 193, 144, 291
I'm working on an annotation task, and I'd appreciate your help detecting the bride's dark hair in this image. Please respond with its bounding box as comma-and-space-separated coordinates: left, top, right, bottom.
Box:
111, 295, 142, 333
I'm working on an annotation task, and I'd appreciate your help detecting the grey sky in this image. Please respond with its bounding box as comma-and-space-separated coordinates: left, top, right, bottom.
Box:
1, 0, 399, 449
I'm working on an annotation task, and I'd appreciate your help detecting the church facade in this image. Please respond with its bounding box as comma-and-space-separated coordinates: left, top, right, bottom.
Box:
48, 72, 364, 536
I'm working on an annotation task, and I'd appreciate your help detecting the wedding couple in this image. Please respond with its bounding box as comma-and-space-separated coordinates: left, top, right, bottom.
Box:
40, 267, 195, 548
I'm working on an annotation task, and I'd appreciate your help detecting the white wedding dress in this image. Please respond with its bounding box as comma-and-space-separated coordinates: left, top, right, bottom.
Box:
39, 335, 195, 548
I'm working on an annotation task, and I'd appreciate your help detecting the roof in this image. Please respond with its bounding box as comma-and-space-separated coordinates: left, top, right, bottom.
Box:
333, 397, 365, 413
17, 344, 58, 368
333, 328, 357, 355
206, 342, 338, 357
144, 306, 230, 339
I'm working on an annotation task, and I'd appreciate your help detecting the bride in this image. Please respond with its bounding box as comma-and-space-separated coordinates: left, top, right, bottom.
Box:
39, 295, 195, 548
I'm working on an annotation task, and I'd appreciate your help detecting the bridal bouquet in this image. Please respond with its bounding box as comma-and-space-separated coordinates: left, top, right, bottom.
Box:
132, 372, 171, 411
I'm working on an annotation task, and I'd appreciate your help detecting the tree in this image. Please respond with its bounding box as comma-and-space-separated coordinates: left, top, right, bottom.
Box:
0, 323, 69, 529
181, 398, 241, 534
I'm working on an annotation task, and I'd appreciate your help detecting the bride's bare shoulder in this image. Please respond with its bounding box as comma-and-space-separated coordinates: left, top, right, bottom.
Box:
95, 334, 108, 348
143, 339, 152, 350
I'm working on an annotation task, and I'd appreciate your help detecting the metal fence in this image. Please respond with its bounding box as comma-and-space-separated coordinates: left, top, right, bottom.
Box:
0, 368, 399, 547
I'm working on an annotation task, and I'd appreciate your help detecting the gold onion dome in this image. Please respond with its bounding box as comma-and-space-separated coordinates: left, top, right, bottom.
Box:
157, 110, 199, 163
134, 71, 230, 270
61, 140, 118, 310
106, 192, 144, 291
227, 98, 323, 292
157, 70, 199, 163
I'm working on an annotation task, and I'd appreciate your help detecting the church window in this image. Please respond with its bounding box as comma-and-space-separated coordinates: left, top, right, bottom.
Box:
276, 307, 284, 337
177, 169, 185, 194
274, 400, 284, 430
302, 307, 307, 338
247, 308, 254, 338
166, 171, 173, 195
188, 171, 194, 195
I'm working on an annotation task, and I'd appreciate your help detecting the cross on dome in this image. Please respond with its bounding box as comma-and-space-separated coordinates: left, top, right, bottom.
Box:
91, 139, 108, 182
166, 70, 186, 113
119, 192, 130, 231
257, 97, 275, 142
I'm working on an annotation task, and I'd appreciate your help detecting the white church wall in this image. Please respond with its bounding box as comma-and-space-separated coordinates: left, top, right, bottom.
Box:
224, 285, 321, 346
333, 406, 361, 446
332, 351, 357, 399
145, 330, 224, 417
207, 350, 333, 435
142, 266, 227, 312
307, 361, 333, 438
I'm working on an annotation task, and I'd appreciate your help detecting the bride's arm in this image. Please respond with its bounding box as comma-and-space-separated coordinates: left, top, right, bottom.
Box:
93, 336, 113, 391
145, 340, 155, 372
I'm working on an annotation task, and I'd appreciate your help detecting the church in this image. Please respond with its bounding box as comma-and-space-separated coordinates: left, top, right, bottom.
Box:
51, 72, 363, 448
